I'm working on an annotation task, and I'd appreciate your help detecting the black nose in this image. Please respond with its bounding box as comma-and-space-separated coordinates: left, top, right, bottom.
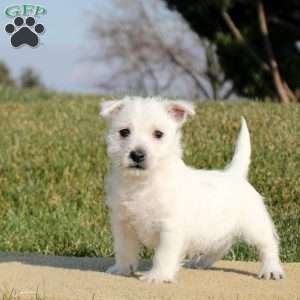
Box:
129, 149, 145, 163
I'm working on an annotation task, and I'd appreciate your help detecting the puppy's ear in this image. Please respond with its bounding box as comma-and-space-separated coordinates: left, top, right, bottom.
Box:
100, 100, 124, 119
165, 101, 195, 125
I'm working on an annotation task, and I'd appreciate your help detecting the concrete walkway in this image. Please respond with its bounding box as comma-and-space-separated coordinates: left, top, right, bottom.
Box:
0, 253, 299, 299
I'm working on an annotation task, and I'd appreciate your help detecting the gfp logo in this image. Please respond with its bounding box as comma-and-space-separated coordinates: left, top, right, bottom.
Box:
4, 5, 47, 48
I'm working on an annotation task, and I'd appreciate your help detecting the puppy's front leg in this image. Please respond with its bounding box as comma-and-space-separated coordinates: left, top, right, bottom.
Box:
106, 215, 140, 276
140, 228, 183, 283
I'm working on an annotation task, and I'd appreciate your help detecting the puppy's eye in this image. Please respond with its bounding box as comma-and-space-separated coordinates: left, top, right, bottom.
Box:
119, 128, 130, 138
153, 130, 164, 139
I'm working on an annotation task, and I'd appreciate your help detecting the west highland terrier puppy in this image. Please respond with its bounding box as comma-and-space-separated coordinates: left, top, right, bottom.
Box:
101, 97, 285, 283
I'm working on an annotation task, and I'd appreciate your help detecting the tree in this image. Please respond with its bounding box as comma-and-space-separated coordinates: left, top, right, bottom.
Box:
89, 0, 233, 99
164, 0, 300, 102
19, 67, 43, 89
0, 61, 15, 86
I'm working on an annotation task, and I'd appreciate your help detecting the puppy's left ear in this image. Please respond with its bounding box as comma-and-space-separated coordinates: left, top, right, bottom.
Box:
100, 100, 124, 119
165, 100, 195, 126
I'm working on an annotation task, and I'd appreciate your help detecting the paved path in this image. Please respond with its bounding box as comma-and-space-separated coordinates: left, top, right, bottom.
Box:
0, 253, 299, 299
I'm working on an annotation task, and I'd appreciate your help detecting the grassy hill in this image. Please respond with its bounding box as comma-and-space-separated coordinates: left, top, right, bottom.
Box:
0, 86, 299, 261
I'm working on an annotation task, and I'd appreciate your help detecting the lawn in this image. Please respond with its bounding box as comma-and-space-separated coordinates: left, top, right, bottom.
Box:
0, 86, 299, 261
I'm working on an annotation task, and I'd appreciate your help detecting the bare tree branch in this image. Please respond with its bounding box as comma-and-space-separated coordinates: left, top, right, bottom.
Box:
222, 11, 270, 73
89, 0, 232, 99
256, 0, 293, 103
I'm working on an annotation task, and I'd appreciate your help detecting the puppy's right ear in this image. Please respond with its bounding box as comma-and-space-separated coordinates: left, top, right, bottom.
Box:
100, 100, 124, 119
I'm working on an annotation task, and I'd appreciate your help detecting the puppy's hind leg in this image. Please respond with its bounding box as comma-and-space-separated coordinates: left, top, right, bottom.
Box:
257, 234, 285, 280
241, 210, 285, 280
187, 242, 232, 269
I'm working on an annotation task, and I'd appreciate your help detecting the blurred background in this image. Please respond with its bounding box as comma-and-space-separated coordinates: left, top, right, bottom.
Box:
1, 0, 299, 102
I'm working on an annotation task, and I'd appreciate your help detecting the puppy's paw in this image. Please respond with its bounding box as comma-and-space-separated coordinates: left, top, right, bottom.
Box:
258, 262, 285, 280
185, 259, 198, 269
106, 264, 134, 276
140, 270, 175, 283
185, 256, 214, 269
193, 258, 214, 269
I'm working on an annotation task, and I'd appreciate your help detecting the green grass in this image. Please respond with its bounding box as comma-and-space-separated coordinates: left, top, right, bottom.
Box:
0, 86, 299, 262
1, 290, 45, 300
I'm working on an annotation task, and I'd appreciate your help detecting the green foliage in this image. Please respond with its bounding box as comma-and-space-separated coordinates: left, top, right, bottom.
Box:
0, 61, 15, 87
0, 62, 45, 90
0, 88, 299, 261
164, 0, 300, 100
19, 67, 43, 89
1, 290, 44, 300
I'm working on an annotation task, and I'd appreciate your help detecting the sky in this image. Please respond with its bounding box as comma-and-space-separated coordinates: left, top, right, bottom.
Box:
0, 1, 213, 97
0, 0, 99, 93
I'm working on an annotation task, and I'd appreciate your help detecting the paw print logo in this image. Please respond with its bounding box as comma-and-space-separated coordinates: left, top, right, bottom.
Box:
5, 16, 45, 48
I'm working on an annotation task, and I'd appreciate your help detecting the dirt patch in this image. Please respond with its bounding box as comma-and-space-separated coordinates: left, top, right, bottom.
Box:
0, 253, 299, 300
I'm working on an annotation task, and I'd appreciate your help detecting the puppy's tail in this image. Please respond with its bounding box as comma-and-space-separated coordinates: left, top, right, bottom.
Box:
225, 117, 251, 178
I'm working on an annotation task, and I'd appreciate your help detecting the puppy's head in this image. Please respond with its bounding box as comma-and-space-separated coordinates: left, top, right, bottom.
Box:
100, 97, 194, 174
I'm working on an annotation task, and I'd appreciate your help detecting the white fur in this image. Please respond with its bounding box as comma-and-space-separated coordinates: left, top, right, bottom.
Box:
101, 96, 285, 283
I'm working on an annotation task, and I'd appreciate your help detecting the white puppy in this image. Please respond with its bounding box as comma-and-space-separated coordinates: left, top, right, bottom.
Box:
101, 96, 285, 283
